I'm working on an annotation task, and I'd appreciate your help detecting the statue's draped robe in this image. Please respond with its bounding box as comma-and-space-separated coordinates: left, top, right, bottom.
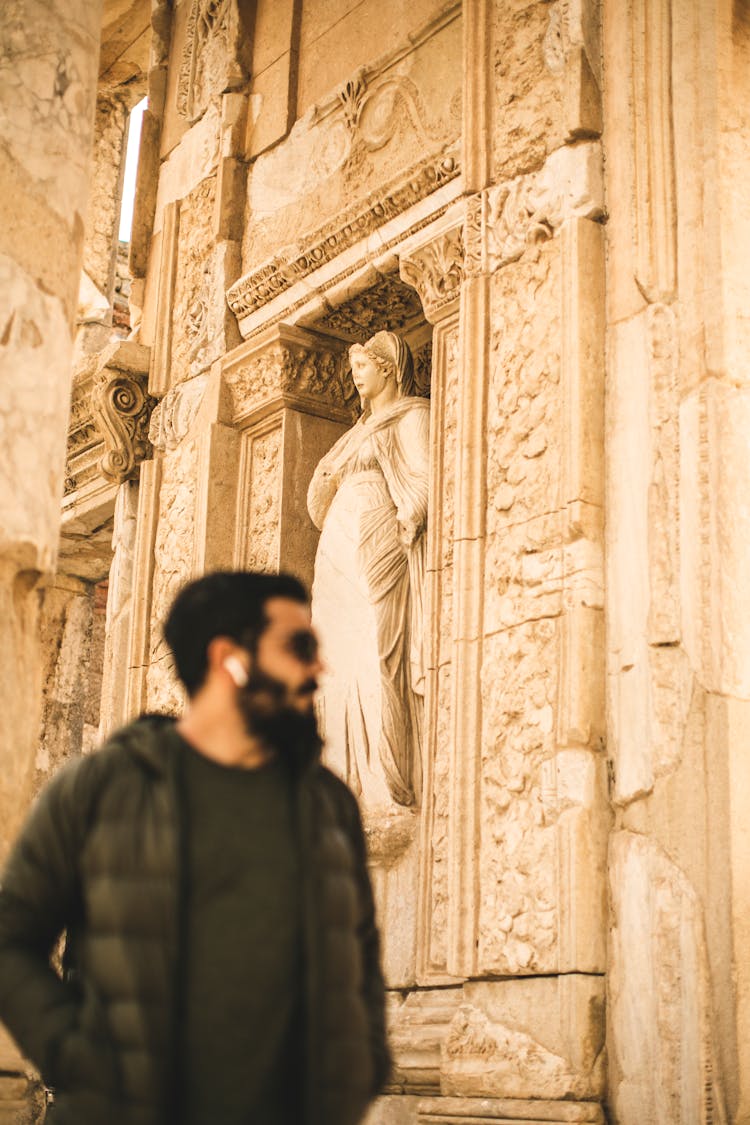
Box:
308, 397, 429, 809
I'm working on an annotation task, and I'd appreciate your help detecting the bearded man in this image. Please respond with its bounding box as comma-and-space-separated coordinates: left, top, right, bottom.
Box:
0, 570, 390, 1125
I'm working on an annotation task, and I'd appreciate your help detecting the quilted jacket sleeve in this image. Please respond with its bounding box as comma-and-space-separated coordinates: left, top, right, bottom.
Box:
0, 757, 94, 1084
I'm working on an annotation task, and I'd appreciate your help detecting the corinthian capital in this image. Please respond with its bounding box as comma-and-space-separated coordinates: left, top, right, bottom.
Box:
399, 222, 464, 324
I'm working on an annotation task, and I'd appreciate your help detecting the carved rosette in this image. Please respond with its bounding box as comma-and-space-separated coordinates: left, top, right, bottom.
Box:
400, 225, 465, 323
91, 370, 157, 484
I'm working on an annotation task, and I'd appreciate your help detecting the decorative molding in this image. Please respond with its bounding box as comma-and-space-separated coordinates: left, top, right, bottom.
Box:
226, 151, 460, 321
417, 1096, 605, 1123
92, 368, 156, 484
400, 225, 464, 323
222, 325, 357, 425
151, 200, 180, 397
646, 302, 680, 644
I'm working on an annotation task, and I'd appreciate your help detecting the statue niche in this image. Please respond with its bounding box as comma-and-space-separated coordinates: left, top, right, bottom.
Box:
307, 331, 428, 819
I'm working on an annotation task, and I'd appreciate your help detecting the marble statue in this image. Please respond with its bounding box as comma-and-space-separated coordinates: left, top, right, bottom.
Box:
307, 331, 429, 810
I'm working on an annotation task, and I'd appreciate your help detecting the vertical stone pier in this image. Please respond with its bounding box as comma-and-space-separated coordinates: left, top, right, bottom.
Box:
0, 0, 103, 1113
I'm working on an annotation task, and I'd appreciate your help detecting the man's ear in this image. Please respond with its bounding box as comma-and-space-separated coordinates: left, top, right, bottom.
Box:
207, 637, 249, 687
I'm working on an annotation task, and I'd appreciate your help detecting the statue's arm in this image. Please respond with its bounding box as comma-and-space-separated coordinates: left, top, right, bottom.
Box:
307, 426, 358, 529
390, 406, 430, 546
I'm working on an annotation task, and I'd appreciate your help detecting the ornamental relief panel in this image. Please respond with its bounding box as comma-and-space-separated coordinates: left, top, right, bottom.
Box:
177, 0, 252, 124
171, 177, 218, 383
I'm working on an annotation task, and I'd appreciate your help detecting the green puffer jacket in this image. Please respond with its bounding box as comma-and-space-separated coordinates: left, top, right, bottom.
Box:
0, 715, 390, 1125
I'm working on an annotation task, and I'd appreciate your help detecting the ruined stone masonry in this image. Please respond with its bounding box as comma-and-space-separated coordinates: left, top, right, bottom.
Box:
1, 0, 749, 1122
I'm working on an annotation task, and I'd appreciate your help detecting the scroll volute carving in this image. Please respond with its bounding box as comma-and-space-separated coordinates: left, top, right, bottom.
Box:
91, 361, 156, 484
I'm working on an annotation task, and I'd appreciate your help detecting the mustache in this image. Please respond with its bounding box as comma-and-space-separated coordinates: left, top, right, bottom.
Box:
296, 678, 318, 696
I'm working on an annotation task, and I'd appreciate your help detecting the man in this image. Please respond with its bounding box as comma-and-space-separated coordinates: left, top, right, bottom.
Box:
0, 571, 390, 1125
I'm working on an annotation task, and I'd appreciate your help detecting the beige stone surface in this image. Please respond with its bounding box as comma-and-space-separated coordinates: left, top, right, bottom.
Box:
442, 977, 604, 1101
241, 8, 461, 273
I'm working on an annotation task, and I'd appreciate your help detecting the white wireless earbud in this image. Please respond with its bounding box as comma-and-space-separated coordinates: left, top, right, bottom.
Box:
223, 655, 249, 688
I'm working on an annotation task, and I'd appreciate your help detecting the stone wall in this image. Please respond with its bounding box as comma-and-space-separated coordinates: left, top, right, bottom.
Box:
604, 0, 750, 1120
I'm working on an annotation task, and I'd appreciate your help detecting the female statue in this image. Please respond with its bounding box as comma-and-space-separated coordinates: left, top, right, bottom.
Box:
307, 331, 429, 811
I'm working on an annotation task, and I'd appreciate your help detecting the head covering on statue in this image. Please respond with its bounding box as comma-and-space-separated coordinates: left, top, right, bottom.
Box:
307, 330, 429, 818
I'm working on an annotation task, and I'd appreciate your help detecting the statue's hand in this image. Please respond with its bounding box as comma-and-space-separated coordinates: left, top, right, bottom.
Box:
398, 517, 422, 548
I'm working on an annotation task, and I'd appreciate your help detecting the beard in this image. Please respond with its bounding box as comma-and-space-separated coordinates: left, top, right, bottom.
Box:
236, 667, 323, 769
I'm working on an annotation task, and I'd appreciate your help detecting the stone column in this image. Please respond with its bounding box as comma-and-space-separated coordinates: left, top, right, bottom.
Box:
0, 0, 103, 837
0, 0, 103, 1113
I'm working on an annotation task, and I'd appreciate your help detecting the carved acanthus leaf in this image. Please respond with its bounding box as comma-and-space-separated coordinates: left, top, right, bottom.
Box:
400, 226, 464, 322
91, 369, 156, 484
315, 274, 424, 341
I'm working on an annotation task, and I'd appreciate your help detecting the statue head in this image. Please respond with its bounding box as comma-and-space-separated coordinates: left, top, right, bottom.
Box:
349, 331, 416, 399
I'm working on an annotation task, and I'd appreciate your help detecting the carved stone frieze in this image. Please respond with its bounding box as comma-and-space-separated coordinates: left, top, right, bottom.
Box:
400, 225, 464, 323
177, 0, 251, 123
313, 274, 425, 342
91, 368, 156, 484
227, 152, 460, 321
223, 329, 357, 423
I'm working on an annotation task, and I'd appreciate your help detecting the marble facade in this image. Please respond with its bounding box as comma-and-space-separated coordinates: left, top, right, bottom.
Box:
1, 0, 749, 1122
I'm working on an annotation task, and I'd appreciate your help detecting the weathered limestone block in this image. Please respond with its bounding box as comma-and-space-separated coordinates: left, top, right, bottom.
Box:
0, 258, 76, 573
608, 831, 727, 1124
387, 988, 464, 1094
36, 577, 96, 781
442, 978, 604, 1102
488, 0, 602, 184
145, 436, 199, 713
84, 93, 130, 300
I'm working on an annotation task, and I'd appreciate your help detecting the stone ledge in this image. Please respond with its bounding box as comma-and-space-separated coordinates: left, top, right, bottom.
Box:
417, 1096, 604, 1123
